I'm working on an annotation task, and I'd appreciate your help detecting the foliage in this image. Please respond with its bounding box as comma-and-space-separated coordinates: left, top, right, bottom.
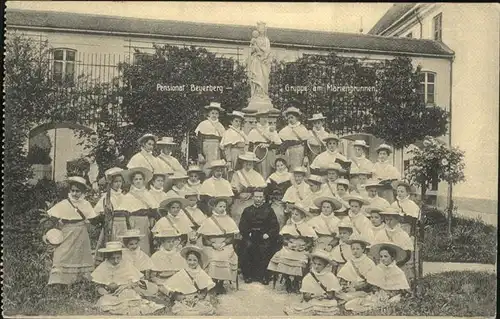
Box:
421, 207, 497, 264
405, 136, 465, 194
269, 54, 449, 148
360, 271, 496, 317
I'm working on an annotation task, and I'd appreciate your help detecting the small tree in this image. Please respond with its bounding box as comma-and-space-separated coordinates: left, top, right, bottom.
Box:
405, 136, 466, 236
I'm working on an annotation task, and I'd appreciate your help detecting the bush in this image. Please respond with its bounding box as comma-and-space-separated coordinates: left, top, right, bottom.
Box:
422, 207, 497, 264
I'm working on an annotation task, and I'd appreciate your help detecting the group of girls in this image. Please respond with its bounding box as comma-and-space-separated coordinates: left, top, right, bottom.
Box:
42, 103, 421, 316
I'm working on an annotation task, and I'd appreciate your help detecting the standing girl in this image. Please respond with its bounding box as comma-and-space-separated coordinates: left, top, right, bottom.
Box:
220, 111, 248, 173
278, 107, 311, 169
127, 134, 161, 174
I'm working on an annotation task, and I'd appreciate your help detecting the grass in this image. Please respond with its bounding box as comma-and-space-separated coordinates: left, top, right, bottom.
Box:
421, 207, 497, 264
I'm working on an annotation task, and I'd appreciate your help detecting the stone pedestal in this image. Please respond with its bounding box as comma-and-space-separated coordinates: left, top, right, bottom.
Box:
242, 96, 279, 114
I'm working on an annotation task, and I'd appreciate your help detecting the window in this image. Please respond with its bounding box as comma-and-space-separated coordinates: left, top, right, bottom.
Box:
52, 48, 76, 86
433, 13, 442, 41
417, 72, 436, 105
406, 32, 413, 38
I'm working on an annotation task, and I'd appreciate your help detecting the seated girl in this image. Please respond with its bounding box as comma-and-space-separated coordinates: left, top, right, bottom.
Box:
391, 180, 420, 234
345, 194, 373, 242
334, 179, 351, 209
187, 165, 204, 195
183, 191, 208, 246
299, 175, 325, 219
150, 229, 189, 296
119, 229, 154, 279
284, 250, 342, 316
164, 246, 216, 316
336, 235, 377, 302
365, 206, 386, 243
308, 197, 342, 251
266, 157, 293, 228
345, 242, 410, 312
197, 197, 239, 295
330, 218, 354, 273
148, 172, 169, 208
268, 203, 317, 293
166, 174, 192, 197
91, 241, 164, 315
152, 197, 194, 245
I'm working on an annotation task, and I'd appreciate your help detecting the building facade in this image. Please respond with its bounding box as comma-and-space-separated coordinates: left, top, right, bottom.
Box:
369, 3, 499, 218
7, 9, 459, 209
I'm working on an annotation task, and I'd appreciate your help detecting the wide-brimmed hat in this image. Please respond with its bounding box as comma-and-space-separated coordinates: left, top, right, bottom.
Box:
105, 167, 127, 182
169, 172, 189, 181
292, 166, 308, 175
379, 207, 404, 216
289, 203, 309, 217
353, 140, 369, 148
344, 194, 370, 206
337, 218, 354, 230
118, 229, 145, 239
369, 242, 408, 263
392, 180, 412, 191
208, 196, 232, 207
322, 134, 340, 142
334, 206, 350, 216
335, 178, 350, 187
204, 102, 224, 112
313, 196, 343, 211
184, 190, 199, 199
283, 107, 302, 117
346, 234, 371, 247
154, 228, 182, 238
159, 197, 190, 210
187, 165, 204, 175
126, 167, 153, 184
308, 249, 333, 264
43, 228, 64, 245
376, 143, 393, 154
308, 113, 327, 121
267, 109, 281, 118
180, 245, 208, 267
306, 175, 323, 185
98, 241, 126, 253
207, 159, 227, 169
324, 163, 344, 173
364, 205, 386, 215
350, 167, 372, 176
156, 137, 177, 146
228, 111, 245, 120
137, 133, 158, 145
254, 110, 269, 118
364, 179, 382, 189
66, 176, 90, 190
239, 152, 259, 162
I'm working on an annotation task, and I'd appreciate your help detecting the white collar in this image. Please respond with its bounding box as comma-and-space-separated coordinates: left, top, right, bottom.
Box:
130, 185, 147, 192
290, 218, 305, 225
397, 195, 410, 201
320, 212, 335, 219
212, 211, 227, 217
188, 180, 200, 186
288, 121, 301, 128
150, 187, 164, 193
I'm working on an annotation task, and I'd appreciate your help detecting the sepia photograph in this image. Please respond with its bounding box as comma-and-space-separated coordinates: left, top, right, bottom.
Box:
2, 1, 498, 317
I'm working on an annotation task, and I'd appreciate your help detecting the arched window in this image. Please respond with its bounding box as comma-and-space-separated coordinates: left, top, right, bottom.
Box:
52, 48, 76, 86
417, 71, 436, 105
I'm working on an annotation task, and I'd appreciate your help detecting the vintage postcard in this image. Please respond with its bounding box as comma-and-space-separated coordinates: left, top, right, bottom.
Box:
2, 1, 498, 318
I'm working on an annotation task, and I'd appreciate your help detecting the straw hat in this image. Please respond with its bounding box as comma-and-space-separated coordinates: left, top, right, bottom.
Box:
204, 102, 224, 112
180, 245, 208, 267
313, 196, 343, 211
169, 172, 189, 181
105, 167, 126, 181
43, 228, 64, 245
207, 159, 227, 169
364, 205, 386, 215
156, 137, 177, 146
126, 167, 153, 184
187, 165, 204, 175
208, 196, 232, 207
228, 111, 245, 120
376, 143, 393, 154
238, 152, 259, 162
392, 180, 412, 191
289, 202, 309, 217
344, 194, 370, 206
118, 229, 145, 239
334, 206, 350, 216
335, 178, 350, 187
353, 140, 369, 148
283, 107, 302, 117
369, 242, 408, 264
364, 179, 382, 189
66, 176, 90, 190
137, 133, 158, 145
98, 241, 126, 253
306, 174, 323, 185
324, 163, 343, 173
254, 110, 269, 118
350, 167, 372, 176
154, 228, 182, 238
308, 113, 327, 121
379, 207, 404, 216
184, 190, 199, 199
322, 134, 340, 142
346, 234, 371, 247
159, 197, 190, 210
308, 249, 333, 264
267, 109, 281, 118
337, 218, 354, 230
291, 166, 308, 175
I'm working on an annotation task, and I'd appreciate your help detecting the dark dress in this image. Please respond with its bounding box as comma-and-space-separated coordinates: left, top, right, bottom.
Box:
238, 203, 280, 281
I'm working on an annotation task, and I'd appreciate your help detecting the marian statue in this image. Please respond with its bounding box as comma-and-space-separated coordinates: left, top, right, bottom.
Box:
247, 22, 272, 98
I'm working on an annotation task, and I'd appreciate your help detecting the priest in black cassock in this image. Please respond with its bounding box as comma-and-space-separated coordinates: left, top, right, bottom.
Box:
238, 188, 280, 285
